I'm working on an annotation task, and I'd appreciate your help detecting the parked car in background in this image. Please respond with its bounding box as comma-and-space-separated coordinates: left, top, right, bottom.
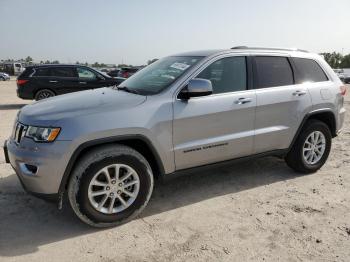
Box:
117, 67, 139, 78
0, 72, 10, 81
16, 64, 125, 100
4, 47, 346, 227
107, 69, 120, 77
334, 69, 350, 84
0, 62, 25, 76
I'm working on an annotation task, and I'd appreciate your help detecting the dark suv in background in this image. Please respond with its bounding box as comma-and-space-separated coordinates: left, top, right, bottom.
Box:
117, 67, 139, 78
17, 65, 125, 100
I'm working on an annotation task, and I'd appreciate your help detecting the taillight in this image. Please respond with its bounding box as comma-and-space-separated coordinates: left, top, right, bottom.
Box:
17, 79, 28, 85
340, 85, 347, 96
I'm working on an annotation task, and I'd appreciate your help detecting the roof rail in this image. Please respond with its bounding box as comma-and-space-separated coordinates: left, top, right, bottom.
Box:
230, 46, 308, 53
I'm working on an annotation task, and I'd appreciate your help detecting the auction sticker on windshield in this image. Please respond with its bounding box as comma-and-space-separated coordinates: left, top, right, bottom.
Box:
170, 62, 191, 71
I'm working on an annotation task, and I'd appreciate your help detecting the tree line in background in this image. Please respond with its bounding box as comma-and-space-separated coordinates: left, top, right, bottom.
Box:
319, 52, 350, 68
3, 52, 349, 69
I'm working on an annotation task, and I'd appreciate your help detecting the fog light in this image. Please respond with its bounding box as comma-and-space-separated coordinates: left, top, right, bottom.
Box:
25, 164, 38, 174
19, 163, 38, 176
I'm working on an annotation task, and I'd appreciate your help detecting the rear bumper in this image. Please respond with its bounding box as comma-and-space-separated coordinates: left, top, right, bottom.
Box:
337, 107, 346, 134
16, 86, 34, 100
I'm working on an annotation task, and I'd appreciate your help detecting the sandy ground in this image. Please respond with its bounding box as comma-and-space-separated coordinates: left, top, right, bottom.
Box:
0, 79, 349, 262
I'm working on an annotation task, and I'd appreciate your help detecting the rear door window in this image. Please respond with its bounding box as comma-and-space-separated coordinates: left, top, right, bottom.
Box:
292, 58, 328, 83
51, 67, 76, 77
33, 68, 51, 77
254, 56, 294, 88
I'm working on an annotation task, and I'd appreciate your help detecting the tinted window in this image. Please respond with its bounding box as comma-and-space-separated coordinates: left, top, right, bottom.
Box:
78, 68, 97, 79
293, 58, 328, 83
197, 56, 247, 94
254, 56, 293, 88
51, 67, 76, 77
34, 68, 51, 77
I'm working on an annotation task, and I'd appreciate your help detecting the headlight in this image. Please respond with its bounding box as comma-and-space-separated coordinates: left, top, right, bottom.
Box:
26, 126, 61, 142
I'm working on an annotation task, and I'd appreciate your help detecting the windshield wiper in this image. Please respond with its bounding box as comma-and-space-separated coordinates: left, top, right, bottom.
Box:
116, 86, 140, 95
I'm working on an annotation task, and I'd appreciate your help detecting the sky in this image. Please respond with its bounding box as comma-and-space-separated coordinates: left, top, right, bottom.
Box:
1, 0, 350, 65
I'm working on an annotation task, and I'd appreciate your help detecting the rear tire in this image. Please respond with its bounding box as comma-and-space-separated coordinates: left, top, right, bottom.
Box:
67, 144, 154, 227
285, 120, 332, 173
0, 77, 5, 81
35, 89, 55, 100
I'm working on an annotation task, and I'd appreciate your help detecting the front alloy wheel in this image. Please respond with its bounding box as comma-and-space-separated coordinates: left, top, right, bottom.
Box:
68, 145, 154, 227
88, 164, 140, 214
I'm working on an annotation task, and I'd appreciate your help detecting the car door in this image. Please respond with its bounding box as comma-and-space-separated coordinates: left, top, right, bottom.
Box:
173, 56, 257, 170
49, 67, 80, 94
252, 56, 312, 154
31, 67, 61, 93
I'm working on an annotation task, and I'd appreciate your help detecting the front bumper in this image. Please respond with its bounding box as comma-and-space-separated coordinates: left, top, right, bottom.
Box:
4, 138, 72, 197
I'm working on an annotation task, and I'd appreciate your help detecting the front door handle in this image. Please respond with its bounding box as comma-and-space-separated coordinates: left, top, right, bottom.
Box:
49, 80, 58, 83
79, 82, 87, 84
293, 90, 307, 96
235, 97, 252, 104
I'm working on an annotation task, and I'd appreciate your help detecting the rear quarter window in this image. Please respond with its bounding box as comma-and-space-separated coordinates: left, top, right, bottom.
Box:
292, 58, 328, 83
19, 68, 34, 78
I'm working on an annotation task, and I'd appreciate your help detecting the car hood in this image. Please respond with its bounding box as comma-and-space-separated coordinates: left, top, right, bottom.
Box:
19, 87, 147, 125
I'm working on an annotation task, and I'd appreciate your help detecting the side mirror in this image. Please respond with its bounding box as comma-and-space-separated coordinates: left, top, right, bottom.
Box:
178, 78, 213, 100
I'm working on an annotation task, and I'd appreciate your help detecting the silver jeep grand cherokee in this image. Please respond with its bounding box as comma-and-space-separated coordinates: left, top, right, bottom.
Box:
4, 47, 346, 227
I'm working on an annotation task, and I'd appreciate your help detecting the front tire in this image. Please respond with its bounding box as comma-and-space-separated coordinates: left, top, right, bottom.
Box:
285, 120, 332, 173
68, 145, 154, 227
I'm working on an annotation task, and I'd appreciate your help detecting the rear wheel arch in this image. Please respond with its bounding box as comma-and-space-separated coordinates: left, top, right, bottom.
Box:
289, 110, 336, 151
59, 135, 164, 195
307, 111, 336, 137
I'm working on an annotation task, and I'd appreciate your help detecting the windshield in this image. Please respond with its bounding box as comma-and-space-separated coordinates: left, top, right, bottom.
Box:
117, 56, 203, 95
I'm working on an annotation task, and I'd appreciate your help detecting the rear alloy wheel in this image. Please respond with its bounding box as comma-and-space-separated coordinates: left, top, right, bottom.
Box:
302, 131, 326, 165
285, 120, 331, 173
35, 89, 55, 100
0, 77, 5, 81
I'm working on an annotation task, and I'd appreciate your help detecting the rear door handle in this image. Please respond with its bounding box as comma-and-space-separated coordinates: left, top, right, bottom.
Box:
79, 82, 87, 84
235, 97, 252, 104
49, 80, 58, 83
293, 90, 307, 96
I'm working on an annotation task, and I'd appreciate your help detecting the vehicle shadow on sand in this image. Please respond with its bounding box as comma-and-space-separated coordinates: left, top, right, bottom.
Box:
0, 104, 28, 110
0, 156, 304, 257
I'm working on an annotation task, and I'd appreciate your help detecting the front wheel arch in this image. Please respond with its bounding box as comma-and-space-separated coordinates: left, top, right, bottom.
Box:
58, 136, 165, 196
